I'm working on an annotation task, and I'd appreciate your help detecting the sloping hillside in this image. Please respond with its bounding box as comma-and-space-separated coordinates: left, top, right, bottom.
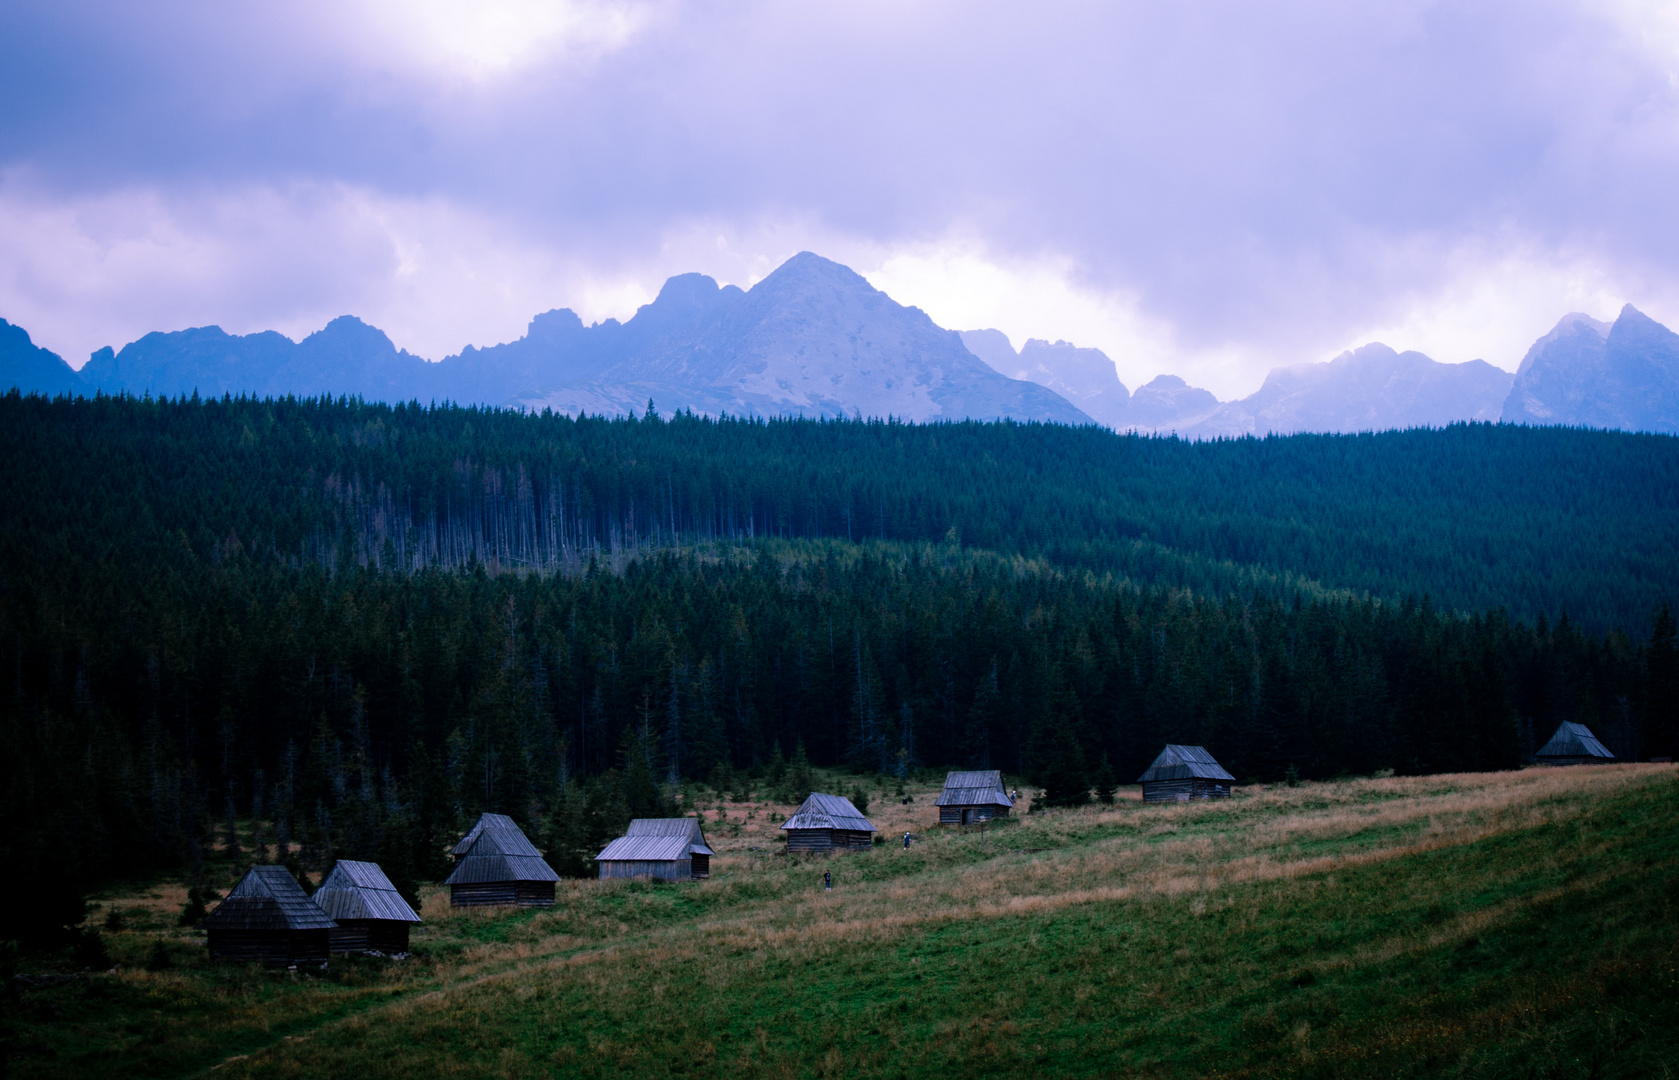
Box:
17, 766, 1677, 1078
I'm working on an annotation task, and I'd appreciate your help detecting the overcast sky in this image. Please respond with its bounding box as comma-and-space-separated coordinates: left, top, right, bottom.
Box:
3, 0, 1677, 397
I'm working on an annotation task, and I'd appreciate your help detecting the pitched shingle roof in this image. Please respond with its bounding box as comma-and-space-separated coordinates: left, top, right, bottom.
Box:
596, 818, 715, 862
935, 769, 1013, 808
444, 818, 561, 884
595, 835, 693, 861
780, 792, 875, 833
199, 865, 337, 931
1536, 722, 1615, 761
1137, 744, 1235, 783
313, 860, 422, 923
451, 812, 523, 856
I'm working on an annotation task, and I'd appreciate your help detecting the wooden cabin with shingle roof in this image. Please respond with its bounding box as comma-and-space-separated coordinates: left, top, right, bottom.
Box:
1138, 744, 1235, 802
781, 792, 876, 853
199, 865, 337, 965
313, 860, 422, 954
445, 812, 561, 907
1535, 721, 1616, 766
934, 769, 1014, 824
595, 818, 715, 881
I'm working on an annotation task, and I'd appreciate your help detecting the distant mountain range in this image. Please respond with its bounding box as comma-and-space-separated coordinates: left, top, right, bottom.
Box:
0, 253, 1088, 426
4, 252, 1678, 435
965, 303, 1679, 437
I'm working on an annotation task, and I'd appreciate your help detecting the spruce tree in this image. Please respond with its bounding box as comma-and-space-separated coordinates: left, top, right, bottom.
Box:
1041, 725, 1091, 807
1094, 754, 1117, 805
789, 741, 814, 805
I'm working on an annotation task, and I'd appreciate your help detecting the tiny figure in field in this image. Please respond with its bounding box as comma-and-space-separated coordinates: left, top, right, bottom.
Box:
1009, 788, 1019, 802
823, 869, 832, 891
903, 832, 912, 849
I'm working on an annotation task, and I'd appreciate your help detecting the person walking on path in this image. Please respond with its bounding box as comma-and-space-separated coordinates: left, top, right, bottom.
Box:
823, 869, 832, 892
902, 832, 912, 849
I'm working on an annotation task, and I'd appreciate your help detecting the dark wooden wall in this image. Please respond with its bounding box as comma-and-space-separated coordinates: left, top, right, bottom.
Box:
1141, 778, 1231, 802
329, 920, 412, 954
786, 829, 873, 853
939, 805, 1009, 824
207, 929, 331, 965
449, 881, 557, 907
597, 859, 691, 881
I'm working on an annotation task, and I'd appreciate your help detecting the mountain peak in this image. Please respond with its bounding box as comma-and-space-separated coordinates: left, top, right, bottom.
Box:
304, 316, 399, 356
1504, 304, 1678, 432
958, 329, 1018, 373
0, 316, 81, 395
752, 251, 876, 298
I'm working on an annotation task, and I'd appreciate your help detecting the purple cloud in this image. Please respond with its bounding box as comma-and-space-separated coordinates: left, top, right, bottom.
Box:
2, 0, 1676, 391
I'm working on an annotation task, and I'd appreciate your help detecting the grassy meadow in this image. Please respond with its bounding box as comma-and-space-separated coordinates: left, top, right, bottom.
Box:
8, 765, 1679, 1078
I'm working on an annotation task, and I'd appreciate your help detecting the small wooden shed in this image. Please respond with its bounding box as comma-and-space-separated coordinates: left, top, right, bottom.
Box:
1138, 744, 1235, 802
312, 860, 422, 954
595, 818, 715, 881
935, 769, 1014, 824
781, 792, 876, 853
445, 812, 561, 907
199, 864, 336, 965
1535, 721, 1616, 766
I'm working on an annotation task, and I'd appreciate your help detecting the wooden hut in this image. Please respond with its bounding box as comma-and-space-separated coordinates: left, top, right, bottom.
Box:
199, 865, 336, 965
313, 860, 422, 954
445, 812, 561, 907
594, 818, 715, 881
1535, 721, 1616, 766
934, 769, 1014, 824
1138, 744, 1235, 802
781, 792, 876, 853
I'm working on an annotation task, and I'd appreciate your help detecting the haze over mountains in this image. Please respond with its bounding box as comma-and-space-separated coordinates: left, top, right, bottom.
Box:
968, 332, 1514, 436
1, 253, 1088, 427
4, 252, 1678, 436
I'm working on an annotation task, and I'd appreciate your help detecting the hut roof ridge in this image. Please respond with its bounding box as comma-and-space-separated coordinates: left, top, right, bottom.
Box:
935, 769, 1013, 807
596, 835, 694, 862
444, 852, 561, 885
599, 818, 713, 861
626, 818, 706, 838
451, 812, 524, 856
780, 791, 875, 833
314, 860, 422, 923
1536, 721, 1615, 761
1137, 744, 1235, 783
200, 865, 337, 931
462, 825, 544, 859
444, 819, 560, 884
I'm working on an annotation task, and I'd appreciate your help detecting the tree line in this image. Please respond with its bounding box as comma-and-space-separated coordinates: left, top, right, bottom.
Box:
2, 392, 1676, 946
3, 391, 1676, 631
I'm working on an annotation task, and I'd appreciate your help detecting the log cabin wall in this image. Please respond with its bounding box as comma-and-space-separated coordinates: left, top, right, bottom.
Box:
450, 881, 557, 907
368, 921, 412, 953
1141, 777, 1232, 802
597, 858, 691, 881
788, 828, 873, 852
328, 923, 371, 954
786, 828, 833, 853
328, 921, 413, 954
939, 805, 1010, 824
207, 929, 330, 965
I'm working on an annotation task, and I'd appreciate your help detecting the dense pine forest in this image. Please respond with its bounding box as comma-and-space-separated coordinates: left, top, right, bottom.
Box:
3, 392, 1677, 946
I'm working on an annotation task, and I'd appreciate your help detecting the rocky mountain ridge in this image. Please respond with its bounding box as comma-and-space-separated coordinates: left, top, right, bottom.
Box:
6, 253, 1679, 436
1, 253, 1089, 426
965, 306, 1679, 437
1501, 305, 1679, 434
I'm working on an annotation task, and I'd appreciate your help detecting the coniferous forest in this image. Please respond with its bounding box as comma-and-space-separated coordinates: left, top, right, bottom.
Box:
3, 391, 1677, 945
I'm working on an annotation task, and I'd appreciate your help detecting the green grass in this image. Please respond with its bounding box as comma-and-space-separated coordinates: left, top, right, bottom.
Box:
8, 766, 1679, 1078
